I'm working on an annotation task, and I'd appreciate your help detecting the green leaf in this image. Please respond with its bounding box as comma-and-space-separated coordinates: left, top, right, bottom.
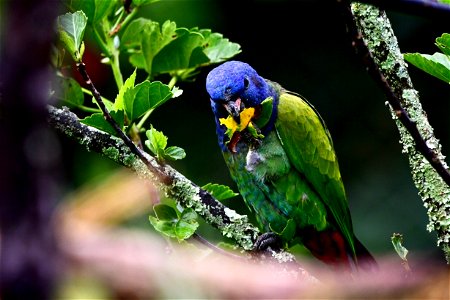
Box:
67, 0, 116, 24
175, 208, 199, 240
57, 11, 87, 61
114, 69, 136, 111
164, 146, 186, 161
80, 110, 124, 136
438, 0, 450, 4
145, 126, 167, 160
391, 233, 409, 261
132, 0, 159, 7
436, 33, 450, 56
153, 203, 178, 220
53, 76, 84, 108
200, 30, 242, 63
149, 215, 177, 238
404, 52, 450, 84
122, 19, 177, 75
124, 80, 172, 122
122, 19, 240, 78
202, 183, 238, 201
254, 97, 273, 128
152, 30, 205, 74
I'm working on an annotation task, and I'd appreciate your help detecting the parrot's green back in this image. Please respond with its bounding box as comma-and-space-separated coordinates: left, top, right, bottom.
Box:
276, 92, 355, 255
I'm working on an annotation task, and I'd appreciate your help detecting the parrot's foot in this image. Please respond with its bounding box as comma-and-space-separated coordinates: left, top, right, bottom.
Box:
253, 232, 281, 252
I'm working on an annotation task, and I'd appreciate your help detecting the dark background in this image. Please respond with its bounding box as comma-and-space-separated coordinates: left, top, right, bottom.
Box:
67, 0, 450, 259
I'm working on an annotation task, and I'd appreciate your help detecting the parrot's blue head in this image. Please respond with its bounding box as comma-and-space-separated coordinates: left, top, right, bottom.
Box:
206, 61, 279, 151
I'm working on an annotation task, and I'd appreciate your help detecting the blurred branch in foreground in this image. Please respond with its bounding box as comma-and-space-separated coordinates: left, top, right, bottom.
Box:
53, 171, 448, 298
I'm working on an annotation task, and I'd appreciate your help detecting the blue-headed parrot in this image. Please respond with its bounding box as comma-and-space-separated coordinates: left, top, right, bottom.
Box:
206, 61, 376, 271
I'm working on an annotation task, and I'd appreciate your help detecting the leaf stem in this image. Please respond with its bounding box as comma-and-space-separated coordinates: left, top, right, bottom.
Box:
111, 49, 124, 89
136, 109, 154, 130
92, 27, 111, 57
81, 87, 109, 101
168, 75, 178, 89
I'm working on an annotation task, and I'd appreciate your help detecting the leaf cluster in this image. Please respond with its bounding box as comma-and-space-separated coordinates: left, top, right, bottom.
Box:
404, 33, 450, 84
54, 1, 240, 243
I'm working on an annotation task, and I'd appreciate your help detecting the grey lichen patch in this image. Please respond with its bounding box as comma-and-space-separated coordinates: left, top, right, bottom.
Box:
164, 171, 258, 250
352, 4, 450, 261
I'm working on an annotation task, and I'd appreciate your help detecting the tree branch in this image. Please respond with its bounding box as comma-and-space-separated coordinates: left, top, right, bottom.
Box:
47, 105, 312, 277
354, 0, 450, 18
339, 1, 450, 261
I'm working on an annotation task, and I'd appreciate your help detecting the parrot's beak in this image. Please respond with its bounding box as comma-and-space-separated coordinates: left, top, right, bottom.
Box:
223, 98, 242, 123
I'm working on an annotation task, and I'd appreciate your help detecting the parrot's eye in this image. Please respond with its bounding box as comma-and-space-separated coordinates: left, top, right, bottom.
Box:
243, 78, 249, 89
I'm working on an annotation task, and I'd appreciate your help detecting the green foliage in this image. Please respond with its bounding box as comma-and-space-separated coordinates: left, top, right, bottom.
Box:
149, 204, 199, 241
404, 33, 450, 84
202, 183, 238, 201
124, 80, 173, 122
57, 11, 87, 61
391, 233, 409, 261
67, 0, 116, 25
145, 127, 186, 162
81, 110, 125, 136
54, 0, 240, 246
53, 76, 84, 108
121, 19, 241, 78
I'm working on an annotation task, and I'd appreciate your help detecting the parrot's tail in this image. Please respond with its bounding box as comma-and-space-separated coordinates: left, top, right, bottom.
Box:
354, 237, 378, 272
300, 228, 377, 273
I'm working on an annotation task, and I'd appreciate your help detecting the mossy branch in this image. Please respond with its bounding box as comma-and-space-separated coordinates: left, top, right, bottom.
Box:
47, 105, 314, 279
48, 105, 257, 250
344, 2, 450, 262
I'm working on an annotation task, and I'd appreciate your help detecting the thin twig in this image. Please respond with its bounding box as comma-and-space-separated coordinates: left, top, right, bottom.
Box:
76, 62, 172, 185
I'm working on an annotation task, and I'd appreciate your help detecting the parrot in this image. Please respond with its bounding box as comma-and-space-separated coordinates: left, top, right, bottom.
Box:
205, 60, 376, 271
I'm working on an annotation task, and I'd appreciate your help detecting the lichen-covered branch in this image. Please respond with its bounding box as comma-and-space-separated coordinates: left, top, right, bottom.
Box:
48, 105, 316, 278
347, 2, 450, 262
48, 105, 259, 250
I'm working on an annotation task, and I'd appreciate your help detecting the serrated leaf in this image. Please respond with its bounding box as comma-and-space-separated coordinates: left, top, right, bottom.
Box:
121, 18, 152, 49
404, 52, 450, 83
175, 208, 199, 240
67, 0, 116, 24
202, 183, 238, 201
164, 146, 186, 161
53, 76, 84, 108
436, 33, 450, 56
153, 203, 178, 220
57, 11, 87, 61
122, 19, 177, 75
81, 110, 124, 136
201, 30, 242, 63
145, 126, 167, 159
149, 215, 177, 238
122, 19, 240, 78
124, 81, 172, 122
114, 69, 136, 111
391, 233, 408, 261
152, 31, 206, 74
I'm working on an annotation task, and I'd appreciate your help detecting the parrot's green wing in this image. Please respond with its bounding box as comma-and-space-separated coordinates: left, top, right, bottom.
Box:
275, 92, 356, 256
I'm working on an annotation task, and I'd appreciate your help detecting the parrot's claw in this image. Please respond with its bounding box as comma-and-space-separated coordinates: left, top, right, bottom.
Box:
253, 232, 281, 252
